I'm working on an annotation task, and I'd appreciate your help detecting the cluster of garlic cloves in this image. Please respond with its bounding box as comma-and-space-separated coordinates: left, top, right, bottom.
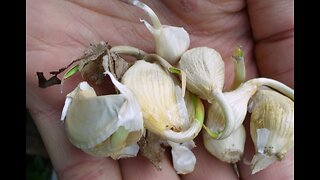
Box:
197, 46, 294, 170
53, 0, 294, 175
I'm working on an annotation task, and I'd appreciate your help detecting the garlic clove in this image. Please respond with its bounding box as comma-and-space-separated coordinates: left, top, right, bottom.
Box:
249, 88, 294, 174
168, 140, 196, 174
203, 125, 246, 163
144, 20, 190, 65
62, 72, 144, 159
122, 60, 188, 133
124, 0, 190, 64
178, 47, 236, 139
178, 47, 225, 99
122, 60, 204, 143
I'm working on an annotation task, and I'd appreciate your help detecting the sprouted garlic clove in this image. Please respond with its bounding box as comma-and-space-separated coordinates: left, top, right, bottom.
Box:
178, 47, 235, 139
122, 60, 204, 143
61, 71, 144, 159
249, 88, 294, 174
123, 0, 190, 64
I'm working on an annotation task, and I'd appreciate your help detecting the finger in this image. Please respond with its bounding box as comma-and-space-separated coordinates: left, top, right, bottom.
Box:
27, 106, 122, 179
181, 135, 238, 180
247, 0, 294, 87
119, 151, 180, 180
237, 118, 294, 180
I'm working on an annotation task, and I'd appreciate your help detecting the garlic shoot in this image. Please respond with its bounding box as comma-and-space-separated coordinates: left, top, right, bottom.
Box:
122, 0, 190, 64
245, 78, 294, 101
203, 81, 258, 140
122, 0, 162, 29
168, 140, 196, 174
249, 88, 294, 174
110, 45, 147, 59
203, 125, 246, 163
122, 60, 204, 143
61, 71, 144, 159
230, 45, 246, 90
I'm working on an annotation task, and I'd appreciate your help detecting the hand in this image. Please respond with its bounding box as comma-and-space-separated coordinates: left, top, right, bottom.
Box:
26, 0, 293, 179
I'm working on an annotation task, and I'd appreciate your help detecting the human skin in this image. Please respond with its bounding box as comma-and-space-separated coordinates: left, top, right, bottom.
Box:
26, 0, 293, 179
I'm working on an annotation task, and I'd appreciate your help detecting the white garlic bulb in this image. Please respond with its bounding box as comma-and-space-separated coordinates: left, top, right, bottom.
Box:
122, 60, 204, 143
123, 0, 190, 64
249, 88, 294, 174
61, 72, 144, 159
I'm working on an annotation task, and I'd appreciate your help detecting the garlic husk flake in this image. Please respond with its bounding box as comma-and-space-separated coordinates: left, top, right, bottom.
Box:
168, 140, 196, 174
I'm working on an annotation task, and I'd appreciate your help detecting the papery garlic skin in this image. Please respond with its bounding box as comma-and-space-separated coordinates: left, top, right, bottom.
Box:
122, 60, 204, 143
203, 125, 246, 163
249, 89, 294, 174
61, 72, 143, 159
168, 141, 196, 174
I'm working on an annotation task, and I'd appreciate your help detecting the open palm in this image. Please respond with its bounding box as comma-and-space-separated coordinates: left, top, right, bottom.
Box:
27, 0, 293, 179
